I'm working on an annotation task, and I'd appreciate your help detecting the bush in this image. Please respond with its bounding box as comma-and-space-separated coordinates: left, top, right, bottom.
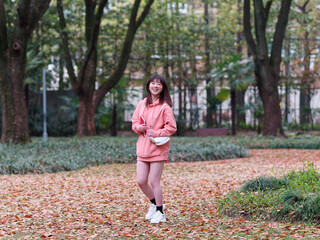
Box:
223, 135, 320, 149
170, 141, 250, 162
0, 136, 250, 175
241, 176, 288, 192
219, 163, 320, 224
173, 136, 320, 149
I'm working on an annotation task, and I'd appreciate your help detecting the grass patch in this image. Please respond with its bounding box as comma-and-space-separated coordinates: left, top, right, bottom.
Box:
174, 135, 320, 149
0, 136, 249, 175
219, 162, 320, 224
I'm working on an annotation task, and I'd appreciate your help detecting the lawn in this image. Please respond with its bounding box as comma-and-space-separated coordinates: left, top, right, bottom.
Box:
0, 149, 320, 239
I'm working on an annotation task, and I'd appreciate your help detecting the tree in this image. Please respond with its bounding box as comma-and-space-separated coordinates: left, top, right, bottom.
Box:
209, 54, 254, 134
204, 0, 216, 128
293, 0, 318, 125
0, 0, 51, 143
243, 0, 292, 136
57, 0, 154, 136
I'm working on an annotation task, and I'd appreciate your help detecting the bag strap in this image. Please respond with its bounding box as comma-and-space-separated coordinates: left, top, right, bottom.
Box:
150, 104, 167, 129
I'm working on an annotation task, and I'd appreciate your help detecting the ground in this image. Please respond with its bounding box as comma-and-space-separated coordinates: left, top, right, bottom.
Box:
0, 149, 320, 239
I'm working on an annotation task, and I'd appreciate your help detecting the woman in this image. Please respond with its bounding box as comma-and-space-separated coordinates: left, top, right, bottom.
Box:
131, 75, 177, 223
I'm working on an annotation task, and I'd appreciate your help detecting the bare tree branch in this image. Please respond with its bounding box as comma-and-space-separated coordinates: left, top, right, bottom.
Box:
79, 0, 108, 87
254, 0, 268, 61
243, 0, 256, 57
297, 0, 312, 13
265, 0, 273, 19
270, 0, 292, 68
25, 1, 51, 39
57, 0, 78, 92
94, 0, 155, 106
136, 0, 154, 28
0, 0, 8, 51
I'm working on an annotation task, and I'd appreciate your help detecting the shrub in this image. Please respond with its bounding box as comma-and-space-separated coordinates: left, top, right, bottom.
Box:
170, 141, 250, 162
219, 163, 320, 224
219, 191, 276, 220
0, 137, 250, 175
173, 136, 320, 150
241, 176, 288, 192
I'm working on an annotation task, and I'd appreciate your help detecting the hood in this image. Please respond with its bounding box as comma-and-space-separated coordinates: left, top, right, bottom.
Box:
144, 98, 166, 108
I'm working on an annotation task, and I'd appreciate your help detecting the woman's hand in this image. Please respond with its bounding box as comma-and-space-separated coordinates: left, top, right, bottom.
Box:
137, 124, 148, 133
146, 128, 155, 137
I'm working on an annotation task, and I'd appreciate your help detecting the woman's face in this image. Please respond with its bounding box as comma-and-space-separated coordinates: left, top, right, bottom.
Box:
149, 79, 163, 99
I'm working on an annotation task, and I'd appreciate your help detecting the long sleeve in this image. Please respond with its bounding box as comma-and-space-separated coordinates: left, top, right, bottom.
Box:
133, 99, 176, 161
153, 106, 177, 137
131, 100, 144, 134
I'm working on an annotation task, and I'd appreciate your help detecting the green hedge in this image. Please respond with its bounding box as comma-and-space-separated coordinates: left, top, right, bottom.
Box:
224, 135, 320, 149
219, 163, 320, 224
173, 135, 320, 149
0, 137, 250, 175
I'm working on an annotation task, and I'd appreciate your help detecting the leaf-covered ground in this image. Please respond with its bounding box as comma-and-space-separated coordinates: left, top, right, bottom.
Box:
1, 149, 320, 239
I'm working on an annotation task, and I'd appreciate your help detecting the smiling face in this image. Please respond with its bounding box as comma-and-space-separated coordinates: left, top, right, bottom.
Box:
149, 79, 163, 100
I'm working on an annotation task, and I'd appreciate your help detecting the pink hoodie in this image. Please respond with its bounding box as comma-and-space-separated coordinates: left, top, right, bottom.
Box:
131, 98, 177, 162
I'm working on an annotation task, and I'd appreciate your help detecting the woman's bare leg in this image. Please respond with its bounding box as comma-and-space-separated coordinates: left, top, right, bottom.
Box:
149, 161, 165, 207
136, 160, 155, 200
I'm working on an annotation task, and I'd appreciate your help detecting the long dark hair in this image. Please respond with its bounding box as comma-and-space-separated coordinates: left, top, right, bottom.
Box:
146, 75, 172, 107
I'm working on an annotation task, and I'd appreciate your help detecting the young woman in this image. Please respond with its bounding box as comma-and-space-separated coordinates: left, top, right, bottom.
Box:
131, 75, 177, 223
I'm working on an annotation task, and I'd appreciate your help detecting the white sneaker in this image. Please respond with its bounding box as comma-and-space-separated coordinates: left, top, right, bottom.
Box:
145, 204, 166, 220
150, 210, 166, 223
145, 204, 156, 220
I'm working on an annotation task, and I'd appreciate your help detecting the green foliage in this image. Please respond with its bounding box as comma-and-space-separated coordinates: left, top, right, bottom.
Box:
172, 135, 320, 150
28, 95, 78, 136
170, 141, 250, 162
241, 176, 288, 192
219, 190, 276, 220
215, 88, 230, 103
223, 135, 320, 149
283, 120, 320, 131
209, 54, 255, 91
0, 137, 250, 175
219, 163, 320, 224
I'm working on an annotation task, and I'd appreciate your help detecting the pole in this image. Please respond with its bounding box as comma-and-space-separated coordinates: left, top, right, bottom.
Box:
43, 68, 48, 142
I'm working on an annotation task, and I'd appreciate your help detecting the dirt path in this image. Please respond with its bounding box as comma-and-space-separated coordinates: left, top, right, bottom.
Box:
0, 149, 319, 239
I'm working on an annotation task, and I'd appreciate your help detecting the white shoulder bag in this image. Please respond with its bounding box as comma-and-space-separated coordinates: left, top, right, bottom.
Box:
148, 104, 170, 146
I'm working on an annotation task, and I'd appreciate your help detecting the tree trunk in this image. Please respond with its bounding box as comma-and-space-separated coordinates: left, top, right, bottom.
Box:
299, 31, 312, 125
77, 43, 97, 136
111, 102, 117, 136
57, 0, 154, 136
231, 89, 236, 135
235, 0, 245, 128
77, 97, 96, 136
204, 0, 215, 128
300, 89, 311, 124
284, 38, 290, 123
297, 1, 312, 126
256, 66, 285, 136
243, 0, 292, 137
0, 0, 51, 143
261, 89, 283, 136
236, 89, 246, 126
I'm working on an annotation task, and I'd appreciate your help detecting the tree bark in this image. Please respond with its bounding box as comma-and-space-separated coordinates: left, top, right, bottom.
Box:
204, 0, 215, 128
243, 0, 292, 137
77, 97, 96, 136
236, 0, 246, 128
236, 89, 246, 125
297, 1, 312, 125
230, 89, 236, 135
300, 89, 311, 124
111, 102, 117, 136
57, 0, 154, 136
0, 0, 51, 143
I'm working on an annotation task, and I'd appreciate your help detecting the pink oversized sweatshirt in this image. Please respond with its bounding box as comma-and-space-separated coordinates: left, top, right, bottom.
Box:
131, 98, 177, 162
